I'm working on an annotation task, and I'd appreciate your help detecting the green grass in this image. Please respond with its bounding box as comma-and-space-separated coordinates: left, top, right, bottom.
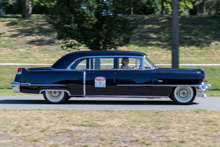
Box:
1, 65, 219, 96
0, 15, 73, 63
0, 14, 220, 64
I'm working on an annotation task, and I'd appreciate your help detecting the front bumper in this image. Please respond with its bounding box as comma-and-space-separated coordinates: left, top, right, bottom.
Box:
11, 82, 20, 93
196, 83, 211, 98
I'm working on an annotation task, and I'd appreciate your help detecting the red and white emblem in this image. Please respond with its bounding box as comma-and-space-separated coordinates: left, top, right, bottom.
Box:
95, 77, 106, 88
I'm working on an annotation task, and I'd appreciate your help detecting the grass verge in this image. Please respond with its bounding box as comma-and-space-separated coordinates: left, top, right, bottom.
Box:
0, 110, 219, 146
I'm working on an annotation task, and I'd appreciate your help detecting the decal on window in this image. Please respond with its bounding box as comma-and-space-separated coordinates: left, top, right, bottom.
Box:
95, 77, 106, 88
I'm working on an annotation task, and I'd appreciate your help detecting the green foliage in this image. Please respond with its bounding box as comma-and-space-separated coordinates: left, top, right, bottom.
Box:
47, 0, 136, 50
134, 0, 161, 14
4, 0, 55, 14
112, 0, 160, 15
109, 0, 193, 15
163, 0, 194, 15
195, 0, 220, 15
33, 0, 55, 13
0, 0, 14, 9
34, 0, 55, 8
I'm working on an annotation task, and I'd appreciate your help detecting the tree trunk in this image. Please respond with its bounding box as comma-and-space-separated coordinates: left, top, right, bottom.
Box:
171, 0, 179, 69
131, 0, 133, 15
22, 0, 32, 19
161, 0, 164, 14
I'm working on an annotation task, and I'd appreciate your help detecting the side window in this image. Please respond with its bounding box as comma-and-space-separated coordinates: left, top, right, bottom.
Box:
119, 57, 141, 70
144, 59, 151, 69
92, 58, 114, 69
70, 59, 88, 70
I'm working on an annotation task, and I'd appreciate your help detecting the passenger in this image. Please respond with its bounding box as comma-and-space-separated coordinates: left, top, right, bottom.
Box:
121, 58, 133, 69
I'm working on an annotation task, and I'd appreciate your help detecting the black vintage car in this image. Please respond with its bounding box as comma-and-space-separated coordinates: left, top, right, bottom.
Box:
11, 51, 211, 104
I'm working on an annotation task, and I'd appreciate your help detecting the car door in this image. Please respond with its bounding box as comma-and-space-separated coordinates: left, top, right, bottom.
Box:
68, 58, 89, 96
86, 57, 116, 95
115, 57, 152, 95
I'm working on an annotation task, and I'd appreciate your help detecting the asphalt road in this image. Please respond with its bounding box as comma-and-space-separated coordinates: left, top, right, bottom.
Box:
0, 96, 219, 110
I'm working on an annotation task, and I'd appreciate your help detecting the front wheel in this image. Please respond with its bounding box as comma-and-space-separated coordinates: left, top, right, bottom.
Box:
171, 86, 196, 105
43, 91, 68, 104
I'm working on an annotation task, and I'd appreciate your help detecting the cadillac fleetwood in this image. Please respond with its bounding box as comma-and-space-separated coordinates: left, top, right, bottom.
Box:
11, 51, 211, 104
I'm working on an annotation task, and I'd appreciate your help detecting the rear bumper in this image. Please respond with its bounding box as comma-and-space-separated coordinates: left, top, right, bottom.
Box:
11, 82, 20, 93
196, 83, 211, 98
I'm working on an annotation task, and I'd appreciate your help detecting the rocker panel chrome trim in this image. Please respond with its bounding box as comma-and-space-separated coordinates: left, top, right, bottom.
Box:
117, 84, 201, 87
21, 83, 66, 87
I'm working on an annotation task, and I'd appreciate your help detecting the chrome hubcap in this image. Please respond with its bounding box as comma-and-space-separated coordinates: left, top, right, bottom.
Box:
174, 86, 193, 103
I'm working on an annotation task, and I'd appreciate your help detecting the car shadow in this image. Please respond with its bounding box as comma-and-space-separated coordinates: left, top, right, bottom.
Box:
0, 99, 199, 105
67, 99, 199, 105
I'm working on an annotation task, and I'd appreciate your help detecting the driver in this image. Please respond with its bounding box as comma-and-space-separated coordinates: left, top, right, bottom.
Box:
121, 58, 133, 69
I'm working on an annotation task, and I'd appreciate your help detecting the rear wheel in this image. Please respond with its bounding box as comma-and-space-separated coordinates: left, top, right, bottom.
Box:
171, 86, 196, 104
43, 91, 68, 104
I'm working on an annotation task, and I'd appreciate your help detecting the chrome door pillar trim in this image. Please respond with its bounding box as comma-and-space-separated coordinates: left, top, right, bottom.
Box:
83, 71, 86, 96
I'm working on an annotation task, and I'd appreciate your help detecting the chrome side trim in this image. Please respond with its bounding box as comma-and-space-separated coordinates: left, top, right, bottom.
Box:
186, 68, 203, 71
11, 82, 20, 93
117, 84, 201, 87
39, 89, 71, 96
20, 83, 30, 87
84, 95, 167, 98
20, 83, 66, 87
83, 71, 86, 96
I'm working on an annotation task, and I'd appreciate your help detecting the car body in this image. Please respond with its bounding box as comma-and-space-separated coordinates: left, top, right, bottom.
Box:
11, 51, 211, 104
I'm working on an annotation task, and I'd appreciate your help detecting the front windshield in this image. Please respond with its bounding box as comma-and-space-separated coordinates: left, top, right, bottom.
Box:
144, 57, 157, 69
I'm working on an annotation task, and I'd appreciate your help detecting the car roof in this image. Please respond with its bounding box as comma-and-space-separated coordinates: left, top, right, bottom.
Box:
52, 51, 146, 69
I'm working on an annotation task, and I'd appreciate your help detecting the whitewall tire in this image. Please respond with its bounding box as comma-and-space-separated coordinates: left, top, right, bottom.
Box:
171, 86, 196, 104
43, 91, 68, 104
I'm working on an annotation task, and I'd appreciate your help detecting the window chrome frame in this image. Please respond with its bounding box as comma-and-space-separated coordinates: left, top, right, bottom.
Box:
144, 56, 157, 69
61, 55, 154, 71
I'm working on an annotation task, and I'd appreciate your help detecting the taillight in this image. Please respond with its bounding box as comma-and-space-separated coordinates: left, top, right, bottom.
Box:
17, 68, 22, 75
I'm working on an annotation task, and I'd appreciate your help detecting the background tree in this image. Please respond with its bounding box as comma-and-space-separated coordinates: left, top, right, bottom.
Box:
0, 0, 14, 15
163, 0, 193, 15
112, 0, 160, 15
33, 0, 55, 14
47, 0, 136, 50
195, 0, 220, 15
3, 0, 55, 18
21, 0, 32, 19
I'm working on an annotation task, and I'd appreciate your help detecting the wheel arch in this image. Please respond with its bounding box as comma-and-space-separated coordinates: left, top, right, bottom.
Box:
39, 89, 71, 96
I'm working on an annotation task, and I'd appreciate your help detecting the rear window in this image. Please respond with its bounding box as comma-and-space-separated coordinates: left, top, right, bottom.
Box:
70, 59, 88, 70
51, 55, 75, 69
